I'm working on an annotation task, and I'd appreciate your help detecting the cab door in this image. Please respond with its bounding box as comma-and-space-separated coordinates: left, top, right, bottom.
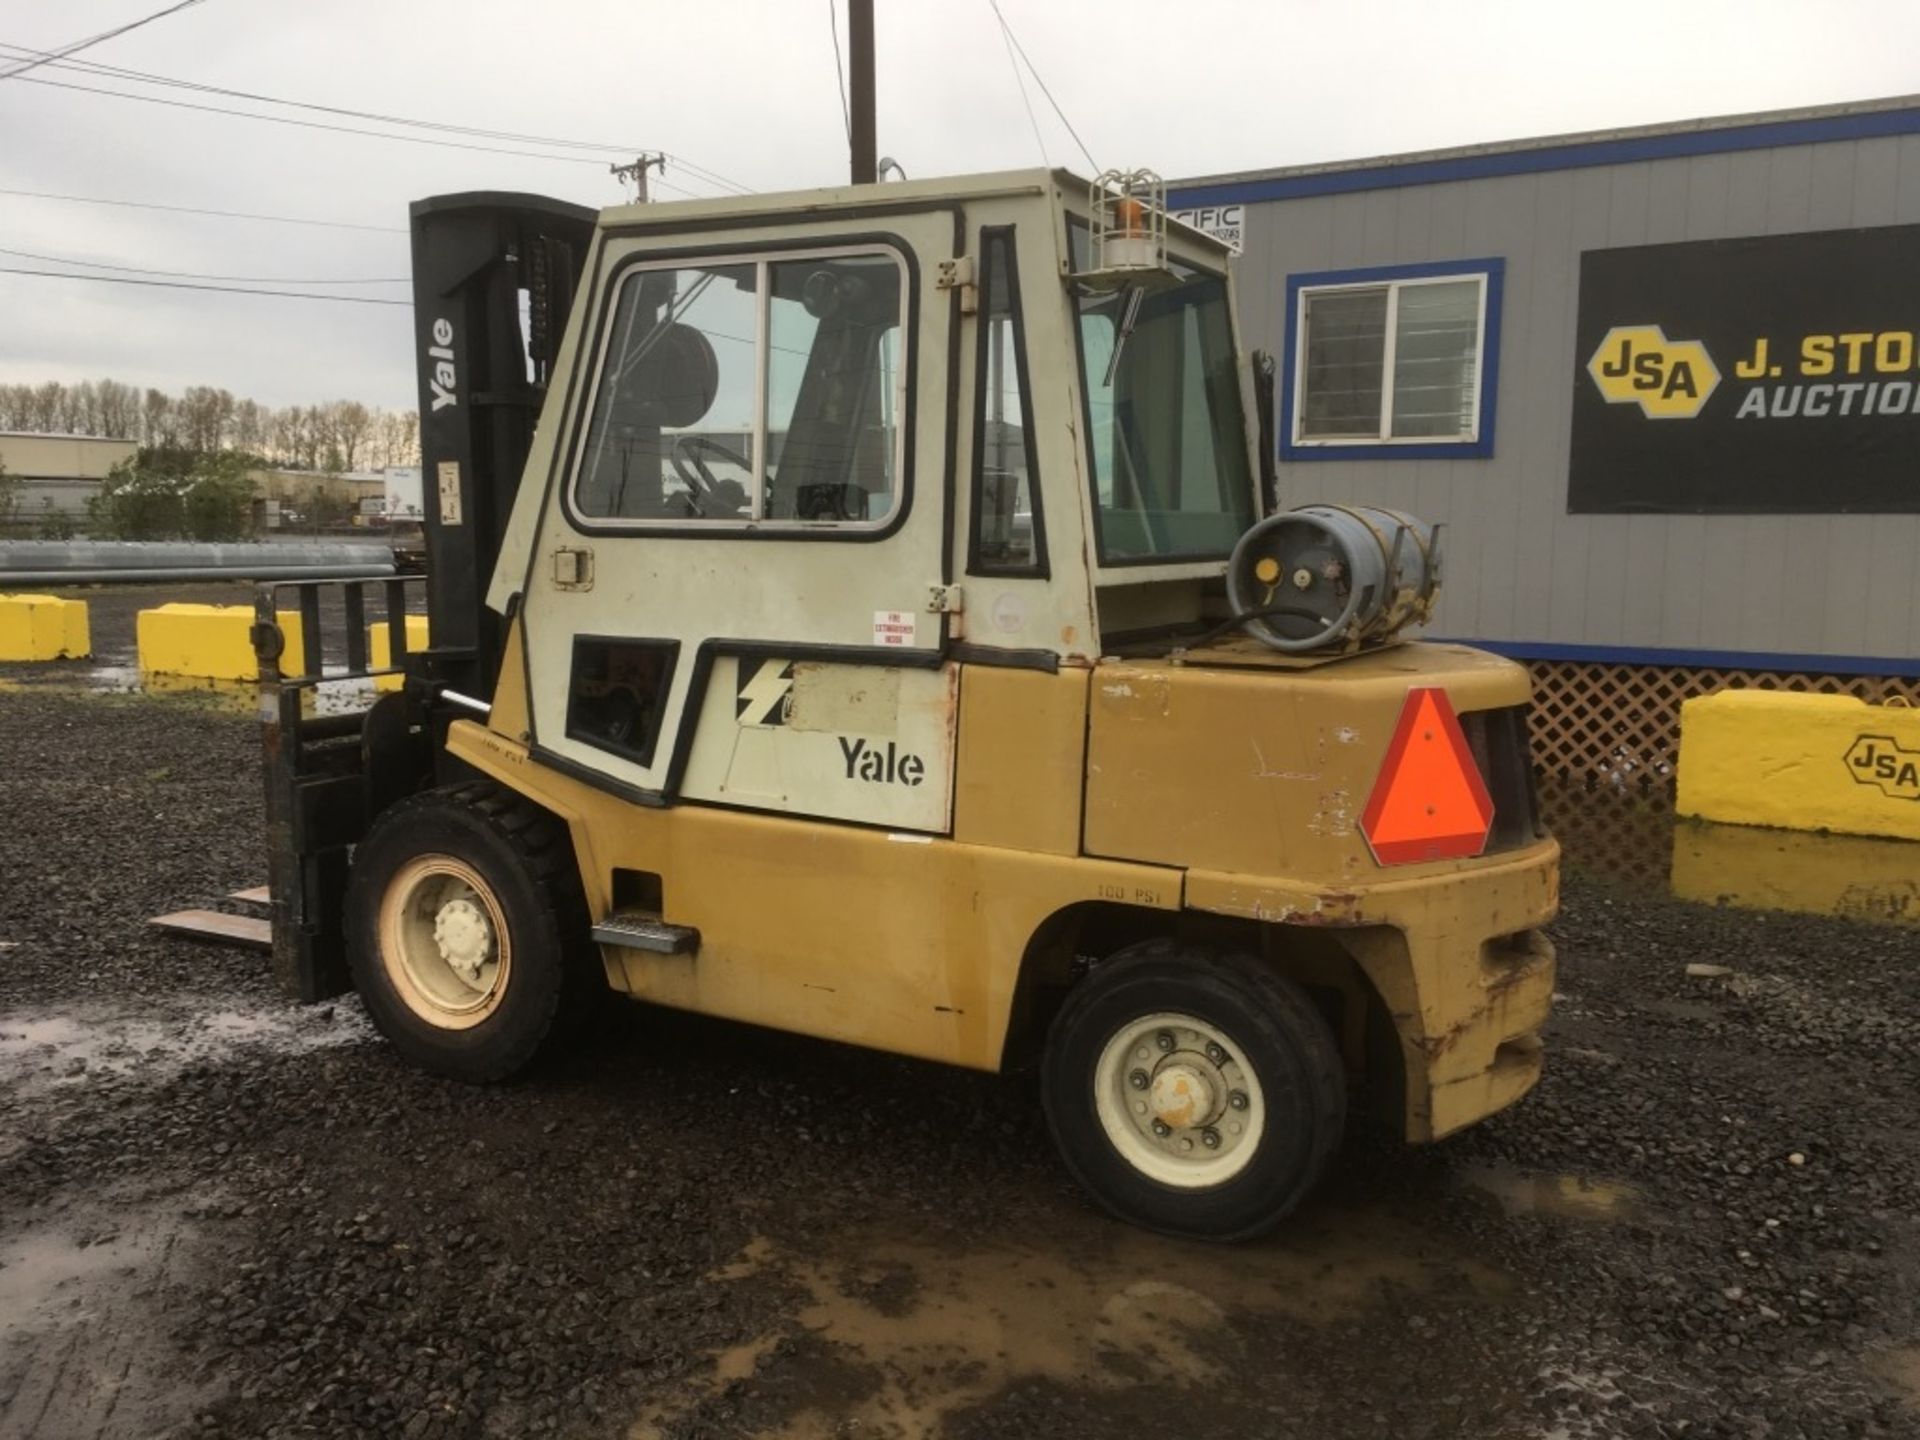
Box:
518, 208, 961, 832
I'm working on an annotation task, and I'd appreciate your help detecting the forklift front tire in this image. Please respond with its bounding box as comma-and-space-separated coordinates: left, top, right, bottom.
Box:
1040, 939, 1346, 1241
345, 783, 592, 1083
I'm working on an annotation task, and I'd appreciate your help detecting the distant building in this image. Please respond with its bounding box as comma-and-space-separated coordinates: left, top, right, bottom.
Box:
382, 466, 424, 520
1169, 94, 1920, 793
0, 431, 137, 520
249, 467, 388, 526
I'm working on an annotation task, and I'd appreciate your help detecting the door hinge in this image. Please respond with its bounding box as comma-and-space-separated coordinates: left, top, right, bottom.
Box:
553, 546, 594, 591
926, 583, 964, 614
935, 256, 978, 315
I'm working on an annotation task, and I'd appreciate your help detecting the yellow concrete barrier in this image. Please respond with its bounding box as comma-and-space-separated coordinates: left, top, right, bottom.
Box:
137, 603, 305, 682
1676, 689, 1920, 841
369, 614, 429, 692
1670, 819, 1920, 927
0, 593, 90, 660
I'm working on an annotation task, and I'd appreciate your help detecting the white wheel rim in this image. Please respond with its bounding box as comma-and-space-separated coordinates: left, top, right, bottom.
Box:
1092, 1011, 1266, 1189
377, 854, 512, 1030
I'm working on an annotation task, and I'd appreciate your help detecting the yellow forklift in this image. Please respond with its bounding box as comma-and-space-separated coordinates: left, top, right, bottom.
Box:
240, 170, 1556, 1240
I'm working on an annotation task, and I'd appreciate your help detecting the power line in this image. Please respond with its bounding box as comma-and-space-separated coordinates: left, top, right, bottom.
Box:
994, 9, 1047, 166
985, 0, 1097, 174
0, 185, 406, 234
0, 0, 207, 81
0, 266, 411, 307
0, 245, 407, 285
827, 1, 851, 145
14, 74, 621, 167
0, 42, 755, 196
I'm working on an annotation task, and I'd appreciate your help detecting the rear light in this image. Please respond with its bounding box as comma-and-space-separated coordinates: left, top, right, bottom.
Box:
1460, 704, 1545, 855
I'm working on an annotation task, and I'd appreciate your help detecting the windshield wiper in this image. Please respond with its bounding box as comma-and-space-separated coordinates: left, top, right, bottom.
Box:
1101, 284, 1146, 388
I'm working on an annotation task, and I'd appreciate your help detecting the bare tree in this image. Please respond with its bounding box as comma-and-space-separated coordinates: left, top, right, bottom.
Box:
28, 382, 62, 432
230, 397, 267, 456
371, 409, 419, 468
0, 378, 410, 470
273, 405, 322, 470
178, 386, 236, 453
96, 379, 139, 438
142, 389, 180, 448
322, 400, 373, 472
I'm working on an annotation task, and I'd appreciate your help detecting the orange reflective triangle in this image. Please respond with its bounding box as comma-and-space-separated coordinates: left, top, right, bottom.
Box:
1360, 687, 1495, 865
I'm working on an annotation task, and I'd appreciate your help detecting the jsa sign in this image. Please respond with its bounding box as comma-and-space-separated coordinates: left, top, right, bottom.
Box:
1570, 225, 1920, 514
1171, 204, 1245, 254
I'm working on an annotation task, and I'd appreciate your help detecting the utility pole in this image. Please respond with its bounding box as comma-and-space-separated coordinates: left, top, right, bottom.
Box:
610, 153, 667, 202
848, 0, 876, 184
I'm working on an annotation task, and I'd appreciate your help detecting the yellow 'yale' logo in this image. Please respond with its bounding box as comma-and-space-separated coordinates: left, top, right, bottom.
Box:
1587, 325, 1721, 419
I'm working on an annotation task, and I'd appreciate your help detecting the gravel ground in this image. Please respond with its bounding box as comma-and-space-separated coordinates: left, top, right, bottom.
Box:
2, 676, 1919, 1439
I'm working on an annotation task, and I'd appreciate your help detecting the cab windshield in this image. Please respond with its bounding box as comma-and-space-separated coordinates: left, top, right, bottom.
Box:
1072, 228, 1255, 563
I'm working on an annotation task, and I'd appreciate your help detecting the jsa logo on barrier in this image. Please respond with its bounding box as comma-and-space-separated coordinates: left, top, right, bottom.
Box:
1587, 325, 1720, 419
1845, 734, 1920, 801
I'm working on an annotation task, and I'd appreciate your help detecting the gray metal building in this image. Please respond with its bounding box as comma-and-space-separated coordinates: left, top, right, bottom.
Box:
0, 431, 136, 523
1172, 95, 1920, 681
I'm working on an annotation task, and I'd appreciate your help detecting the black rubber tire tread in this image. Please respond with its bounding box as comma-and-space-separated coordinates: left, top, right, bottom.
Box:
1040, 938, 1346, 1242
344, 780, 597, 1083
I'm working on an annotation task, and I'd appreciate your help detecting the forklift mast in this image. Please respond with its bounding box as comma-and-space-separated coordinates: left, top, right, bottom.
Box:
251, 193, 595, 1002
409, 192, 597, 697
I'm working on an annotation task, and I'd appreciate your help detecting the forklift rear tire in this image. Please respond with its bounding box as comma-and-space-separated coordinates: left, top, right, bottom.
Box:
1040, 939, 1345, 1242
345, 781, 594, 1083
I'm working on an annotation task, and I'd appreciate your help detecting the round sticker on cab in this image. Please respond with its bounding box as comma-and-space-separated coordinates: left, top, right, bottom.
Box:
991, 592, 1027, 635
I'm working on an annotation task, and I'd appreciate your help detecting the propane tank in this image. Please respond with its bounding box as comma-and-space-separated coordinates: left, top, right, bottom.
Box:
1224, 505, 1442, 654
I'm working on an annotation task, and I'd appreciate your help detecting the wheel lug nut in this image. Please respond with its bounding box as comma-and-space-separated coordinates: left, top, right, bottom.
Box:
1201, 1128, 1221, 1149
1229, 1090, 1248, 1111
1128, 1069, 1149, 1090
1155, 1031, 1175, 1052
1206, 1042, 1227, 1064
1151, 1119, 1171, 1137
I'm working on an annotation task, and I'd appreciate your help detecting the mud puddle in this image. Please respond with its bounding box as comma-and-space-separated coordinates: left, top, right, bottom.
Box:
1869, 1343, 1920, 1412
0, 996, 373, 1097
1544, 784, 1920, 929
0, 1200, 222, 1437
1457, 1163, 1640, 1221
0, 666, 380, 717
636, 1200, 1511, 1439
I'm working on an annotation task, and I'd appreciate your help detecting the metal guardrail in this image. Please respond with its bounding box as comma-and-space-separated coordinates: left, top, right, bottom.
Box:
0, 539, 395, 585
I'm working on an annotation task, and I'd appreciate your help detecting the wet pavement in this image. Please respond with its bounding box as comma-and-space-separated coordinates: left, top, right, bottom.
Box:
3, 624, 1920, 1437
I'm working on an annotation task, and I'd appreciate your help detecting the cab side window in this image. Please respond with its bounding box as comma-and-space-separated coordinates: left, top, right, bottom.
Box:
765, 256, 904, 522
575, 263, 758, 522
572, 249, 907, 529
969, 228, 1045, 574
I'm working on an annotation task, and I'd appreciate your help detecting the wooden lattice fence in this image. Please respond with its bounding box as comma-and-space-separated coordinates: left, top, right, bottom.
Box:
1526, 660, 1920, 883
1527, 660, 1920, 796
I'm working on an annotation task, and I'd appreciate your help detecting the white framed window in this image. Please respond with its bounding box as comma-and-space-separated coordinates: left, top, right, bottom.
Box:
570, 244, 909, 529
1290, 268, 1493, 448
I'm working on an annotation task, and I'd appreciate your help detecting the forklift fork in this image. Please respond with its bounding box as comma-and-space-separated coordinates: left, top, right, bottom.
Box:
254, 577, 430, 1002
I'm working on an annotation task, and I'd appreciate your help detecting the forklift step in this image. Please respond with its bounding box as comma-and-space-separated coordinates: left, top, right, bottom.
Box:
150, 909, 273, 951
591, 912, 700, 956
228, 886, 272, 907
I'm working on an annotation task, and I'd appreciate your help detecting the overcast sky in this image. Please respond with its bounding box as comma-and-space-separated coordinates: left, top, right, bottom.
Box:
4, 0, 1920, 416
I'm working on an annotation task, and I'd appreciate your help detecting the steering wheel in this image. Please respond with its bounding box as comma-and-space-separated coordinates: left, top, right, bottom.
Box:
669, 435, 752, 517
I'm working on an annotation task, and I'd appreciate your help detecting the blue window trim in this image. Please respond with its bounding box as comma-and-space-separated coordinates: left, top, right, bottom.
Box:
1433, 636, 1920, 680
1281, 257, 1503, 463
1168, 104, 1920, 209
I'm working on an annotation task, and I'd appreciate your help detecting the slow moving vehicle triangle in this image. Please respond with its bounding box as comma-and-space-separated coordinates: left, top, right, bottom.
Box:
1360, 687, 1495, 865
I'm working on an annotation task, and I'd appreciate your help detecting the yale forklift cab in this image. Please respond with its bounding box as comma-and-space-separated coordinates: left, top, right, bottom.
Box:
255, 170, 1558, 1241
